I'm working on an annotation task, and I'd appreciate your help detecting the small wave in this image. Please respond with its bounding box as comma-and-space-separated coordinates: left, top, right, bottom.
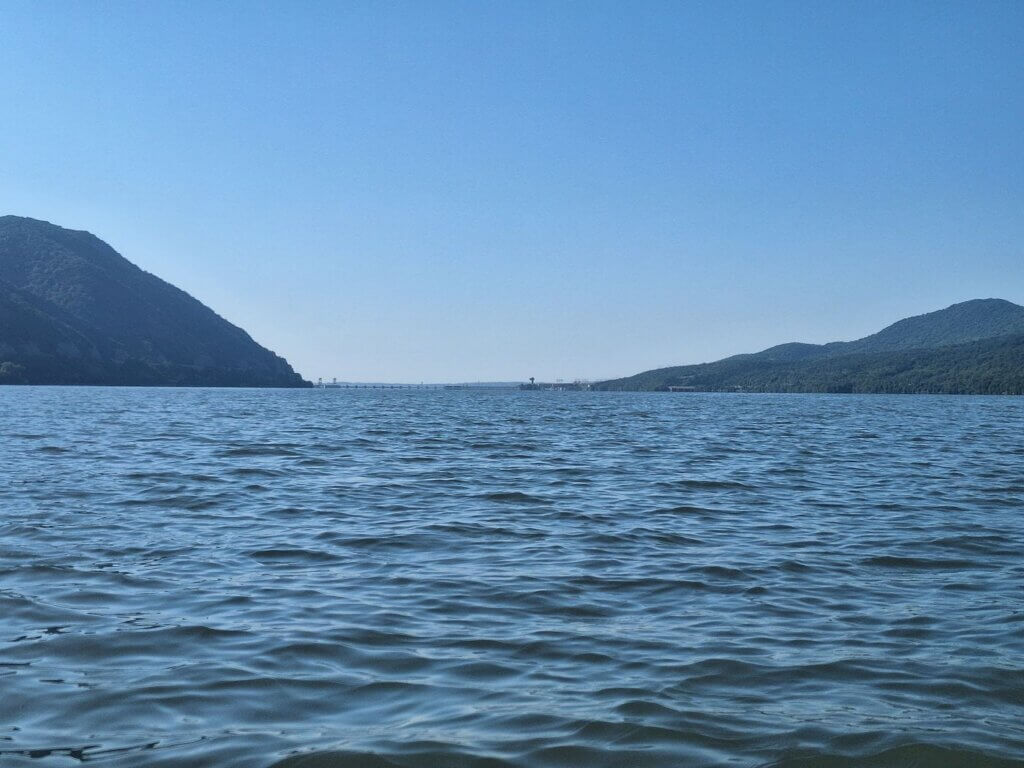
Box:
614, 698, 681, 717
700, 565, 750, 579
777, 559, 813, 572
444, 660, 522, 681
228, 467, 289, 478
477, 491, 550, 504
269, 752, 404, 768
927, 534, 1015, 555
862, 555, 978, 570
662, 479, 753, 491
650, 504, 723, 517
220, 445, 302, 457
248, 548, 341, 563
768, 742, 1024, 768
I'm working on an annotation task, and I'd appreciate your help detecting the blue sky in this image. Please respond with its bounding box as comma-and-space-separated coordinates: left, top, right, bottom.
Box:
2, 1, 1021, 382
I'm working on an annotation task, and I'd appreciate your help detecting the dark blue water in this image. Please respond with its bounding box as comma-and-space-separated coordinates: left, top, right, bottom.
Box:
2, 388, 1023, 767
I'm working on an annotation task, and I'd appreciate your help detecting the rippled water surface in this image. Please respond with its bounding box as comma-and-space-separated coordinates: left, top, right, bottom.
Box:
2, 387, 1023, 767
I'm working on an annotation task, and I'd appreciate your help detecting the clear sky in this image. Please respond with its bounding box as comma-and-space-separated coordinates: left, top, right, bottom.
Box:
2, 1, 1021, 382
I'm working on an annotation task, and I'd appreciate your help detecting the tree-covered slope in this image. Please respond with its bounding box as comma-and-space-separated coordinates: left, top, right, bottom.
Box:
596, 300, 1024, 394
0, 216, 309, 386
825, 298, 1024, 355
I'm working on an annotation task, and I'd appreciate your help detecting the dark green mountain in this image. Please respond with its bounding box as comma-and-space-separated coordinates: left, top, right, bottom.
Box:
595, 299, 1024, 394
0, 216, 309, 386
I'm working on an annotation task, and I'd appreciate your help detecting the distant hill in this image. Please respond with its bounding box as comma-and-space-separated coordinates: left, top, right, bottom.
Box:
595, 299, 1024, 394
0, 216, 309, 387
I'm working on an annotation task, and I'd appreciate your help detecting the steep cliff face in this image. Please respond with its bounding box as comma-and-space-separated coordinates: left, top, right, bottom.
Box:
0, 216, 309, 386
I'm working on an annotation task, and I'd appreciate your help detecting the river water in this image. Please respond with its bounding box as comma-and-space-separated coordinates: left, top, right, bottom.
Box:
1, 387, 1023, 767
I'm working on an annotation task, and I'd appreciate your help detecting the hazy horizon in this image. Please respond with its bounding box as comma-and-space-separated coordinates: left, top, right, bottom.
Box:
2, 1, 1021, 382
286, 296, 1024, 385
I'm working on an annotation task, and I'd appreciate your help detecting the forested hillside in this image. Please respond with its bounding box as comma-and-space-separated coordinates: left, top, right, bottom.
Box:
596, 300, 1024, 394
0, 216, 309, 386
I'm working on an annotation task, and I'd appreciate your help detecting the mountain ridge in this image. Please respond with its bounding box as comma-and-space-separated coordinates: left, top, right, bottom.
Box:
595, 299, 1024, 394
0, 216, 309, 387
